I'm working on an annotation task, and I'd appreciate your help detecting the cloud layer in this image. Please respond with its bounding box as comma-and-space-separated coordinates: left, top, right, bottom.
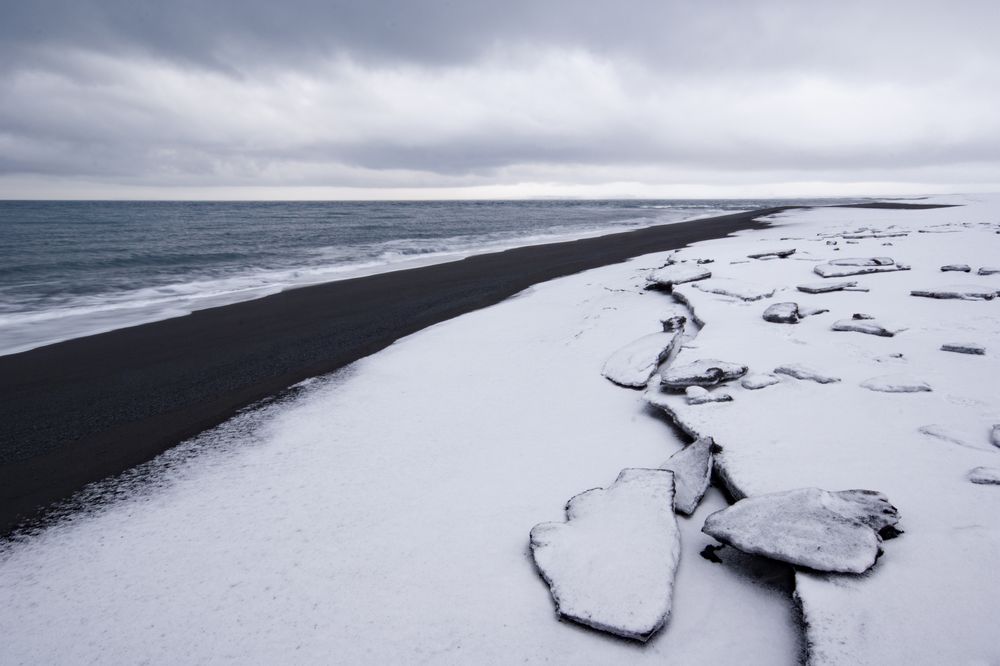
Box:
2, 0, 999, 198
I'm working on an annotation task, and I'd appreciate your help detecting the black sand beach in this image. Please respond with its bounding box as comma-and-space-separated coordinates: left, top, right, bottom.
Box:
0, 203, 929, 533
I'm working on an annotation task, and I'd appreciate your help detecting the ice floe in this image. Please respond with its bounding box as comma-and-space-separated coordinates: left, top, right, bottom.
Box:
747, 248, 796, 260
762, 302, 828, 324
940, 264, 971, 272
529, 469, 681, 641
796, 280, 858, 294
940, 342, 985, 355
660, 437, 714, 515
831, 316, 905, 337
684, 386, 732, 405
814, 259, 909, 278
702, 488, 898, 573
660, 359, 748, 390
910, 284, 999, 300
773, 364, 841, 384
602, 330, 681, 388
860, 374, 932, 393
646, 264, 711, 289
968, 467, 1000, 485
690, 278, 775, 301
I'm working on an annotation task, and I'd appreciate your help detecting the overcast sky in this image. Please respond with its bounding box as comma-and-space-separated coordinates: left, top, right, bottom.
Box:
2, 0, 999, 199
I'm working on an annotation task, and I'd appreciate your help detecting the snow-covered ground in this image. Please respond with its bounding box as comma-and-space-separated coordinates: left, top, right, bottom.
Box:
2, 194, 998, 664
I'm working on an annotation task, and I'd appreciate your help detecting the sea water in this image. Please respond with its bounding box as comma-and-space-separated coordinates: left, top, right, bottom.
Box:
0, 198, 844, 355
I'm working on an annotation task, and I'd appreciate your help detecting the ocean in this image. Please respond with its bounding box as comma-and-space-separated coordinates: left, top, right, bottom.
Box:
0, 199, 845, 355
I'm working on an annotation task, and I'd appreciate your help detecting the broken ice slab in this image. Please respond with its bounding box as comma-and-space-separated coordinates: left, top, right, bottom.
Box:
773, 364, 840, 384
747, 248, 796, 259
660, 359, 748, 390
940, 264, 971, 272
602, 330, 682, 388
690, 278, 776, 302
828, 257, 895, 267
685, 386, 733, 405
762, 302, 828, 324
860, 374, 932, 393
831, 318, 905, 337
646, 264, 711, 289
940, 343, 985, 355
660, 437, 714, 515
796, 280, 858, 294
978, 267, 1000, 276
529, 468, 681, 641
741, 373, 781, 390
968, 467, 1000, 485
702, 488, 899, 573
910, 285, 999, 300
814, 262, 909, 278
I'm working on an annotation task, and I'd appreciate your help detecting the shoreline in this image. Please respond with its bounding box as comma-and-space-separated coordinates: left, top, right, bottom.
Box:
0, 202, 929, 534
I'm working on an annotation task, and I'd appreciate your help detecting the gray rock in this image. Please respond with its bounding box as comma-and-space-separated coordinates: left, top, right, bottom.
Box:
685, 386, 733, 405
741, 373, 781, 390
647, 264, 712, 289
797, 280, 858, 294
941, 343, 985, 355
774, 364, 841, 384
602, 331, 682, 388
530, 469, 681, 641
747, 248, 796, 259
660, 359, 748, 390
660, 315, 687, 332
832, 318, 905, 337
660, 437, 714, 515
860, 374, 932, 393
911, 285, 999, 300
968, 467, 1000, 485
978, 267, 1000, 276
940, 264, 971, 272
702, 488, 899, 573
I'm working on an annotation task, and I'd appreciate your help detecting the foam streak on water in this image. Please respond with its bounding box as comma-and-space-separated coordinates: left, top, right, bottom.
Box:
0, 199, 839, 355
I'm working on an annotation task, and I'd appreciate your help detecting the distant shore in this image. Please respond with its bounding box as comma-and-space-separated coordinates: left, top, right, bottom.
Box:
0, 202, 938, 534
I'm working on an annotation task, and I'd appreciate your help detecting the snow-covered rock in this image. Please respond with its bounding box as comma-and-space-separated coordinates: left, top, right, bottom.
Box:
602, 331, 682, 388
993, 424, 1000, 448
978, 266, 1000, 275
660, 437, 714, 515
774, 364, 841, 384
660, 359, 748, 390
747, 248, 795, 259
860, 375, 932, 393
832, 317, 906, 337
796, 280, 858, 294
740, 373, 781, 390
911, 285, 999, 300
940, 264, 971, 272
690, 278, 775, 302
968, 467, 1000, 485
529, 469, 681, 642
684, 385, 732, 405
702, 488, 899, 573
647, 265, 711, 289
940, 342, 985, 355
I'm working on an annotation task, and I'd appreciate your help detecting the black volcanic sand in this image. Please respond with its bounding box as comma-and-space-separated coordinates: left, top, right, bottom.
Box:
0, 203, 950, 533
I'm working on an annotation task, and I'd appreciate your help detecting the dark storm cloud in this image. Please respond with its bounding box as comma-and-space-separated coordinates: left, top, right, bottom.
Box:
1, 1, 999, 196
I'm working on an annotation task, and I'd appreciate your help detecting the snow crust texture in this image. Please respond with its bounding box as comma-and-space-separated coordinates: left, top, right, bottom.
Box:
529, 469, 681, 641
